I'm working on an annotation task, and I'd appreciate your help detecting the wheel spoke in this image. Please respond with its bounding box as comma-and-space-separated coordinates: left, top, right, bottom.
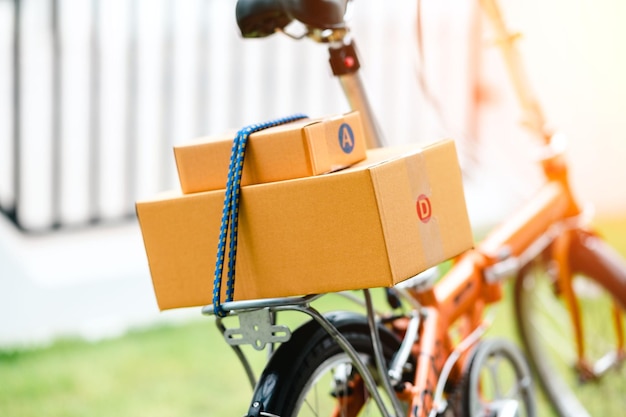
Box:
515, 262, 626, 417
487, 356, 504, 400
302, 382, 320, 416
527, 289, 577, 360
462, 339, 537, 417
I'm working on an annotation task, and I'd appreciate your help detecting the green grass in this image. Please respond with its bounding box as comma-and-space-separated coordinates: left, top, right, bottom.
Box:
1, 217, 625, 417
0, 320, 260, 417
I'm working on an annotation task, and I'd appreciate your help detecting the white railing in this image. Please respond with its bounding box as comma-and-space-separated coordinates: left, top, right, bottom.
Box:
0, 0, 478, 232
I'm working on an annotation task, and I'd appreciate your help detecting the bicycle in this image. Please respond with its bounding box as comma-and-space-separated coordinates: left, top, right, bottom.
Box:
189, 1, 626, 416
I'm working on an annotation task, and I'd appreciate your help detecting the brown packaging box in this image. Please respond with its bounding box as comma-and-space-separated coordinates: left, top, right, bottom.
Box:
137, 139, 473, 310
174, 111, 367, 194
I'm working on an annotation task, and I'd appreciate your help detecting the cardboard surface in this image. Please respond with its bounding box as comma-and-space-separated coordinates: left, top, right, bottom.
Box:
137, 140, 474, 310
174, 111, 367, 193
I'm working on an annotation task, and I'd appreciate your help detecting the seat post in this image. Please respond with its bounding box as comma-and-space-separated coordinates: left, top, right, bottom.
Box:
329, 40, 386, 149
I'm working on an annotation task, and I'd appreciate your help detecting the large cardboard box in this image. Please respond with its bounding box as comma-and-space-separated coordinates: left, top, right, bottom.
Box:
174, 111, 367, 193
137, 140, 473, 310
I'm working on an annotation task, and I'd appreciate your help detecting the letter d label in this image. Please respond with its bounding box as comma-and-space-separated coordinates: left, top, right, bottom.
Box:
416, 195, 432, 223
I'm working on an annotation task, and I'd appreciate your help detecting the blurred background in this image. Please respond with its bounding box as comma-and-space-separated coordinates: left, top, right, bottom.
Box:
1, 0, 625, 348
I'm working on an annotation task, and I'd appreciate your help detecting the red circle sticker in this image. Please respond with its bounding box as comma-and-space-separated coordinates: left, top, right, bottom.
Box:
416, 194, 432, 223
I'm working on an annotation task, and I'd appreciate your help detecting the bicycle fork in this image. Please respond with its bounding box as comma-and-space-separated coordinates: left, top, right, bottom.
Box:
551, 228, 626, 381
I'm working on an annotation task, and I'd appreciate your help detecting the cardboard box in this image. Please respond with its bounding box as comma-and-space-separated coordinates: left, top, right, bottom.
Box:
174, 111, 367, 193
137, 140, 473, 310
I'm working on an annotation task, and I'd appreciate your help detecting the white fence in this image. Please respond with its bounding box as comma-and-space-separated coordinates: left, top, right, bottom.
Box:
0, 0, 478, 232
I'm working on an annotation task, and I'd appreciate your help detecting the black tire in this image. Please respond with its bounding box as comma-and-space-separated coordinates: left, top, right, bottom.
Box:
460, 338, 537, 417
513, 231, 626, 417
248, 310, 414, 417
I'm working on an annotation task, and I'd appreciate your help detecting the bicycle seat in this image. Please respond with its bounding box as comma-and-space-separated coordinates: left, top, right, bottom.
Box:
236, 0, 349, 38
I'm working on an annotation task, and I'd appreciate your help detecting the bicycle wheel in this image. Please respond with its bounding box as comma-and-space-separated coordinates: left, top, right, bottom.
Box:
460, 338, 537, 417
247, 310, 414, 417
514, 230, 626, 417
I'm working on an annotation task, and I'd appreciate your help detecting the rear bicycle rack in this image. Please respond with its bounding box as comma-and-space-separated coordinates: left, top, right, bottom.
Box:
202, 289, 413, 417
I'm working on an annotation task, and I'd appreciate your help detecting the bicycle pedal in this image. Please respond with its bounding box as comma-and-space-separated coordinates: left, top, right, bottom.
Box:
223, 308, 291, 350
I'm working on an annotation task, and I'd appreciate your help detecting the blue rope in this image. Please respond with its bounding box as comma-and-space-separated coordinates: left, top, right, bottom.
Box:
213, 113, 308, 317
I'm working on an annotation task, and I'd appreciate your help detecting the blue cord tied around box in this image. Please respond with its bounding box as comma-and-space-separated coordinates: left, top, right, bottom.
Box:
212, 113, 308, 317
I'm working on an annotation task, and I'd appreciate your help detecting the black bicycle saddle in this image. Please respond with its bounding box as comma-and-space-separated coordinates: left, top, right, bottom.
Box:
236, 0, 349, 38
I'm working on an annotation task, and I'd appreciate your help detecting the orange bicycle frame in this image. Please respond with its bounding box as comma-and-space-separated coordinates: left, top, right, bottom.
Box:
389, 1, 624, 415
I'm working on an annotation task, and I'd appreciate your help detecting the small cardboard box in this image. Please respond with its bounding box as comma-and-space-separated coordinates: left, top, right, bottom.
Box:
137, 140, 473, 310
174, 111, 367, 194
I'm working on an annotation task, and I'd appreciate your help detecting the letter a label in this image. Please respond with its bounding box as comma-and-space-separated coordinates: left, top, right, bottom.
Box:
338, 123, 355, 154
416, 195, 432, 223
